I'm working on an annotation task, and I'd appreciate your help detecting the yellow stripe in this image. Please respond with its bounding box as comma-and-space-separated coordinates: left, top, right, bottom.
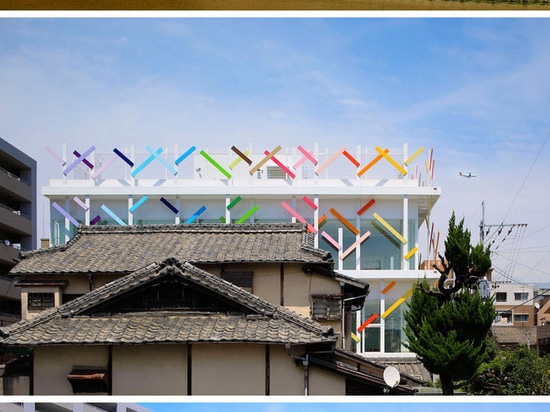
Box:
351, 332, 360, 343
404, 146, 424, 166
405, 246, 418, 260
373, 213, 407, 244
382, 288, 413, 319
229, 150, 249, 170
375, 146, 407, 175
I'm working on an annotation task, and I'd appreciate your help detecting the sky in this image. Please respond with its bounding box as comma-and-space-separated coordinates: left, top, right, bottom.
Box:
138, 400, 550, 412
1, 16, 550, 285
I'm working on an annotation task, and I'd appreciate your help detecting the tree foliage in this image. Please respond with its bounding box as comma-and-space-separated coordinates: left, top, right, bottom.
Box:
404, 212, 495, 395
467, 346, 550, 395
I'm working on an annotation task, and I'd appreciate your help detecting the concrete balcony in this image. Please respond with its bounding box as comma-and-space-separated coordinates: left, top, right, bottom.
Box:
0, 204, 32, 237
0, 167, 32, 203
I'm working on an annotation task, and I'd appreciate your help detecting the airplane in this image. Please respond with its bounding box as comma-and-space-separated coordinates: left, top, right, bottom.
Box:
459, 172, 477, 178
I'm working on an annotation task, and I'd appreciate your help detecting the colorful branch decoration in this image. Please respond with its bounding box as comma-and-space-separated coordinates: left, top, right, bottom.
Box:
185, 206, 206, 224
129, 196, 149, 213
373, 212, 407, 244
63, 146, 95, 176
175, 146, 196, 166
160, 197, 179, 214
293, 145, 318, 169
250, 145, 281, 175
52, 202, 79, 227
200, 150, 232, 179
382, 288, 413, 319
100, 204, 126, 226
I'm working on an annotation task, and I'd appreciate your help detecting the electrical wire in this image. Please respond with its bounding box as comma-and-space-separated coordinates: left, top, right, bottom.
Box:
501, 131, 550, 223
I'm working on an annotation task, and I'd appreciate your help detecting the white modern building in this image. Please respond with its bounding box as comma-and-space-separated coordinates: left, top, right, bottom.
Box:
41, 143, 441, 359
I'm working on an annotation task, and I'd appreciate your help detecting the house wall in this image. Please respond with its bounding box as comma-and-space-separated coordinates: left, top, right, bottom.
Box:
33, 345, 108, 395
113, 344, 187, 395
269, 345, 305, 395
31, 343, 347, 395
191, 343, 265, 395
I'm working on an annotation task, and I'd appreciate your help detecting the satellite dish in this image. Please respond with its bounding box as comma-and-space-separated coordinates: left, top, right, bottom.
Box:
383, 366, 401, 388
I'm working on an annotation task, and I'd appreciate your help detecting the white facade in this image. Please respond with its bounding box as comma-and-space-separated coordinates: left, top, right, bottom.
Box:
42, 143, 441, 358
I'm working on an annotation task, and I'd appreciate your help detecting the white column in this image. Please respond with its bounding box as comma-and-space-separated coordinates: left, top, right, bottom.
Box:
403, 194, 409, 270
128, 195, 134, 225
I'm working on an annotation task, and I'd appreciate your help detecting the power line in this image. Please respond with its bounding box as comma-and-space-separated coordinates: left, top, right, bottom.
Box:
501, 131, 550, 223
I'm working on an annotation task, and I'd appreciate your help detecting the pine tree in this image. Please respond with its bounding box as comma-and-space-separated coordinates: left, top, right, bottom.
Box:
404, 212, 496, 395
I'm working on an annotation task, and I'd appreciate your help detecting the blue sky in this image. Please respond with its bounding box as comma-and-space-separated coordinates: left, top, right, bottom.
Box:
138, 401, 550, 412
1, 17, 550, 284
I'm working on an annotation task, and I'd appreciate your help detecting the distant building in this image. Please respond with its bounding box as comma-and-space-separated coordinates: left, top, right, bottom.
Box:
492, 282, 536, 326
0, 137, 36, 330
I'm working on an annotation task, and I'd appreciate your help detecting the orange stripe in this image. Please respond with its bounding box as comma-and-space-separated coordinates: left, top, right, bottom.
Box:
357, 148, 389, 177
343, 150, 360, 167
330, 208, 359, 235
357, 199, 375, 215
357, 313, 379, 333
381, 280, 396, 295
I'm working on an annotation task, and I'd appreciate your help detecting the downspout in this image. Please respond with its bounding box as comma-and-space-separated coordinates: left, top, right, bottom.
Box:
303, 354, 309, 396
290, 354, 310, 396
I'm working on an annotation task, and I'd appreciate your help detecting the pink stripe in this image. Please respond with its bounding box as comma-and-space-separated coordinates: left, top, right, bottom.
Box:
45, 146, 66, 166
293, 148, 316, 169
341, 231, 371, 259
264, 150, 295, 179
92, 154, 118, 179
281, 201, 306, 224
302, 196, 317, 210
73, 196, 89, 211
298, 145, 317, 164
315, 146, 345, 175
321, 231, 342, 250
281, 202, 317, 234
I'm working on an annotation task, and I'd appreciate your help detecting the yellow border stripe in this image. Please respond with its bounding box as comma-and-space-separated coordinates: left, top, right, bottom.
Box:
229, 149, 249, 170
404, 146, 424, 166
373, 212, 407, 244
375, 146, 407, 175
382, 288, 413, 319
404, 246, 419, 260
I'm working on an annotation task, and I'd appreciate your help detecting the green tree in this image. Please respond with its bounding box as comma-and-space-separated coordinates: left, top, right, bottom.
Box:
468, 346, 550, 395
404, 212, 495, 395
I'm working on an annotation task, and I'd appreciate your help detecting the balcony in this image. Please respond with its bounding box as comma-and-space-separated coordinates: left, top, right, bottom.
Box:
0, 203, 32, 236
0, 166, 32, 203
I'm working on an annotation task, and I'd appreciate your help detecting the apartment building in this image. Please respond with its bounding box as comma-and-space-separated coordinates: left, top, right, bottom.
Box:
0, 137, 35, 328
40, 142, 441, 359
492, 282, 536, 326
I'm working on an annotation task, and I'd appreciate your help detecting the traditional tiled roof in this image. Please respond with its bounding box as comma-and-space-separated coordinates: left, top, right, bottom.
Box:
11, 223, 333, 275
1, 257, 336, 347
491, 325, 538, 346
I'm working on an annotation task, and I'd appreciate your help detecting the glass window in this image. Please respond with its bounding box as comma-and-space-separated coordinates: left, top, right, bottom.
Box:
360, 219, 402, 270
384, 303, 410, 353
514, 292, 529, 301
311, 295, 342, 321
513, 314, 529, 323
495, 292, 507, 302
28, 292, 54, 310
363, 327, 381, 352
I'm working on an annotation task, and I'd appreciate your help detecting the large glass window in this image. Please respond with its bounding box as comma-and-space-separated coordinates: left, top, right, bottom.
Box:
384, 301, 409, 353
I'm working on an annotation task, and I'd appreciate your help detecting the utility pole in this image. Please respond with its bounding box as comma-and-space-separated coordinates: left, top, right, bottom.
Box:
479, 201, 527, 246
